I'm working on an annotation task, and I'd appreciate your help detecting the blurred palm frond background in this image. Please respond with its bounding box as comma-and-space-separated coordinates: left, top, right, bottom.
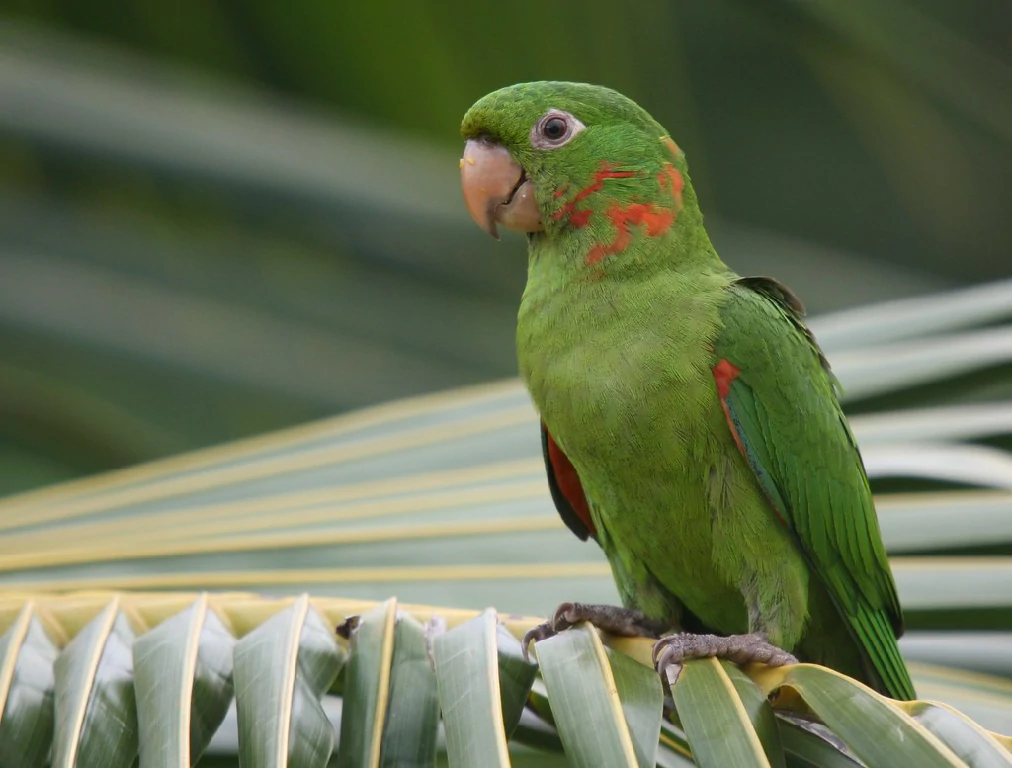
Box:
1, 0, 1009, 495
1, 5, 1012, 764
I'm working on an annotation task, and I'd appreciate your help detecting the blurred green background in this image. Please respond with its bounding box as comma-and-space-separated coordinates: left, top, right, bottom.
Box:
0, 0, 1008, 496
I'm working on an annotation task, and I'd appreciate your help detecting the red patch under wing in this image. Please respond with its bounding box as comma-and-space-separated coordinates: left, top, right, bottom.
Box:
712, 358, 790, 528
713, 358, 746, 456
544, 429, 596, 537
713, 358, 741, 399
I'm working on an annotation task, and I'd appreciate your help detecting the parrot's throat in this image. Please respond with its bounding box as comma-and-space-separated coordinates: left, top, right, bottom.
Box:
549, 156, 687, 268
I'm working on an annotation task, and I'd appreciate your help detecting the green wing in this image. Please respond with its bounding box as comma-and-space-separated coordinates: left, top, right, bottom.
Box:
714, 276, 915, 701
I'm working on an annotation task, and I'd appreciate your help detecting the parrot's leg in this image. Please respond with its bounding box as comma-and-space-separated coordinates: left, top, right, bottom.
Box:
522, 602, 668, 662
652, 632, 797, 685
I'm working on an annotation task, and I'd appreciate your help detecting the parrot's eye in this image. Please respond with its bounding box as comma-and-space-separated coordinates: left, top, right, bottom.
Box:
531, 109, 585, 149
543, 117, 566, 139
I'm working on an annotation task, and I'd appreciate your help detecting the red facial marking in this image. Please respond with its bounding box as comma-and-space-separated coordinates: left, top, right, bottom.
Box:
568, 208, 593, 228
554, 160, 685, 266
553, 162, 637, 227
584, 201, 676, 265
545, 431, 596, 536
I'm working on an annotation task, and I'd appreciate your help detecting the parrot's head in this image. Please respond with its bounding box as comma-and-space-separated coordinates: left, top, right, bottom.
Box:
460, 82, 695, 266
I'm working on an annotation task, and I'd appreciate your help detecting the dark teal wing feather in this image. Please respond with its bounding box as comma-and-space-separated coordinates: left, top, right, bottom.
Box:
715, 276, 914, 700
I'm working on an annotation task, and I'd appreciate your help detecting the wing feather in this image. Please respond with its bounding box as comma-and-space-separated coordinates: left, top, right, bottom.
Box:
714, 276, 913, 700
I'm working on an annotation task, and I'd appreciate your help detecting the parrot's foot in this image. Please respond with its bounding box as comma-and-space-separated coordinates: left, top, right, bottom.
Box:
652, 632, 797, 686
522, 602, 668, 662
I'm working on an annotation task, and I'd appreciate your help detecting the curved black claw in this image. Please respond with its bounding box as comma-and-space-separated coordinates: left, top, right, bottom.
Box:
652, 632, 798, 686
521, 620, 557, 663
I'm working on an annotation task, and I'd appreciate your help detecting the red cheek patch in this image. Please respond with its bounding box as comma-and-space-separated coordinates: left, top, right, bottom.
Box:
585, 202, 676, 265
553, 162, 637, 227
568, 209, 593, 228
552, 157, 686, 268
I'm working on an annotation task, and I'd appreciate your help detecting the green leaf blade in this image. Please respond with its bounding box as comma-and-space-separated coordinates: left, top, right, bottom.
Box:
495, 623, 538, 740
432, 608, 511, 768
755, 664, 967, 767
535, 624, 644, 768
233, 595, 345, 768
133, 594, 235, 768
379, 613, 439, 768
672, 659, 772, 768
723, 663, 786, 768
335, 598, 397, 768
905, 700, 1012, 767
0, 604, 58, 768
52, 599, 139, 768
606, 647, 663, 768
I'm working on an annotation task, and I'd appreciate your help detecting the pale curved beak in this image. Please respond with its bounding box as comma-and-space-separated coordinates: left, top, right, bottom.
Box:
460, 139, 544, 240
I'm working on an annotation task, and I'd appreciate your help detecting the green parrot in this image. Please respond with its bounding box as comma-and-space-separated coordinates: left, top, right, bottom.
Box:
459, 81, 915, 701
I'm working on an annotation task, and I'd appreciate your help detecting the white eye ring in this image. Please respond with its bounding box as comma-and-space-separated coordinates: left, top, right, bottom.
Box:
530, 109, 586, 149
